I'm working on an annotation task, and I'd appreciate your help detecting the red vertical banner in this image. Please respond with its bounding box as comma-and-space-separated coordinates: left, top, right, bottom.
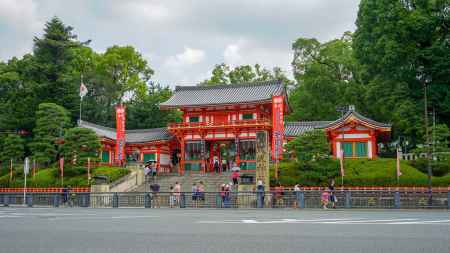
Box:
272, 96, 284, 161
115, 104, 126, 164
59, 157, 64, 178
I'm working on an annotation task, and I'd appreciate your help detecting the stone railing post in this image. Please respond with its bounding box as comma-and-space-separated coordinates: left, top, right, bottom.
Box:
394, 191, 400, 209
144, 193, 151, 208
345, 191, 352, 208
53, 194, 60, 207
112, 192, 119, 208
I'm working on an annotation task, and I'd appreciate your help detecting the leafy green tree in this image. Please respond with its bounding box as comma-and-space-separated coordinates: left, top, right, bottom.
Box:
289, 33, 366, 121
0, 55, 41, 131
30, 103, 71, 165
127, 84, 182, 129
81, 45, 155, 127
353, 0, 450, 143
286, 129, 330, 161
201, 63, 293, 88
61, 127, 101, 167
0, 134, 25, 163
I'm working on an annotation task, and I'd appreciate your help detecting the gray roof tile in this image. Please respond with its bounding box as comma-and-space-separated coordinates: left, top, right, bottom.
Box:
78, 121, 170, 143
160, 80, 285, 108
284, 121, 331, 136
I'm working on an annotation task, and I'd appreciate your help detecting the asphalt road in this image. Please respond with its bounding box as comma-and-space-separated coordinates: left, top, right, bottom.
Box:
0, 207, 449, 253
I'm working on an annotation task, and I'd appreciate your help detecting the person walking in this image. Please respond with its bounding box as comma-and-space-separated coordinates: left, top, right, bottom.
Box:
321, 187, 330, 209
329, 179, 337, 209
191, 183, 198, 208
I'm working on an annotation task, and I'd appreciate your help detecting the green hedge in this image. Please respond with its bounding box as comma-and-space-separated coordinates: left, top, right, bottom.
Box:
0, 166, 130, 188
274, 158, 450, 187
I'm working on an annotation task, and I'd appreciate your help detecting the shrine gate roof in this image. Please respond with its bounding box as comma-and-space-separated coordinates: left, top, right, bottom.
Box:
324, 109, 391, 131
160, 80, 285, 108
79, 121, 170, 143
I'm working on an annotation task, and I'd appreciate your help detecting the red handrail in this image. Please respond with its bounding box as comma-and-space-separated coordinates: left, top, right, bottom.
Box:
168, 119, 271, 129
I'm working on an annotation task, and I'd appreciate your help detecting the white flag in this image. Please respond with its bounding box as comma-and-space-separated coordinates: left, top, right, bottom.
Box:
80, 82, 88, 98
24, 157, 30, 176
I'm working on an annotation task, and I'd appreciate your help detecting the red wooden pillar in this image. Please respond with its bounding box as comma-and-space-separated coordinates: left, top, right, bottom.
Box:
371, 133, 377, 159
179, 138, 185, 176
209, 142, 214, 174
235, 131, 240, 166
156, 146, 161, 175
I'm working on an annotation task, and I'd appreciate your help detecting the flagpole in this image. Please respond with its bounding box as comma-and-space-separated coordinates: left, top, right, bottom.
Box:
79, 74, 83, 122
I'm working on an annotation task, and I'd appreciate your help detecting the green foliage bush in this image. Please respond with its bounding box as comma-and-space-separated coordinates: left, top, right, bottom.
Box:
409, 158, 450, 177
275, 158, 450, 187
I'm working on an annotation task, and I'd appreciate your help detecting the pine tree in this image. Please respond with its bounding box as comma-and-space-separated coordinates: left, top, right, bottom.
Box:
29, 103, 70, 166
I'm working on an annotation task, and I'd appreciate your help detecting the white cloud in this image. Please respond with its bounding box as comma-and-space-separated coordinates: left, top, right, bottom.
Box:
224, 43, 244, 67
112, 1, 171, 22
164, 47, 206, 67
0, 0, 43, 59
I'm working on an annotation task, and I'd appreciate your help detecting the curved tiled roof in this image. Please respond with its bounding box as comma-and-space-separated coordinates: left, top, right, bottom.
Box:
284, 121, 331, 136
160, 80, 285, 108
78, 121, 170, 143
325, 110, 391, 130
126, 128, 171, 143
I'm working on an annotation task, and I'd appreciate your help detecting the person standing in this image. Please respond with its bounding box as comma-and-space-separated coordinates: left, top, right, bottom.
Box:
144, 163, 151, 183
213, 157, 220, 174
150, 182, 160, 208
197, 181, 205, 207
293, 183, 301, 208
174, 181, 181, 207
256, 180, 265, 208
169, 185, 175, 208
329, 179, 337, 209
231, 162, 240, 187
150, 162, 157, 180
191, 183, 198, 208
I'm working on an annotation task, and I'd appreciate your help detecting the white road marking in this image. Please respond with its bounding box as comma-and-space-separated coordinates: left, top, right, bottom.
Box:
197, 218, 450, 225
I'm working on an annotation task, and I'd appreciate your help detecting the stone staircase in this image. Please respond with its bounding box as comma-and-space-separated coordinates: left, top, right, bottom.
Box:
133, 173, 236, 192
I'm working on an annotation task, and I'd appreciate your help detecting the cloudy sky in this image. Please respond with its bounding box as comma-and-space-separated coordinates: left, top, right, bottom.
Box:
0, 0, 360, 87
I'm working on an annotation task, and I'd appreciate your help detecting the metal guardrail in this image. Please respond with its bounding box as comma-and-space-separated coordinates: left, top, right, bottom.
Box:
0, 190, 448, 209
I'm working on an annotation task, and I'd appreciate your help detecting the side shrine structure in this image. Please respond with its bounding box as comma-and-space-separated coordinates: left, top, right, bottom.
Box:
79, 81, 391, 175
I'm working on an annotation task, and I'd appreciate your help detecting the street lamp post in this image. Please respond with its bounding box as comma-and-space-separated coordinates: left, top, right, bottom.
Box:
416, 67, 433, 206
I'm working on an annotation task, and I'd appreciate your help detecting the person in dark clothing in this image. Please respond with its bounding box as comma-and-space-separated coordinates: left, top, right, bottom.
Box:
150, 183, 160, 208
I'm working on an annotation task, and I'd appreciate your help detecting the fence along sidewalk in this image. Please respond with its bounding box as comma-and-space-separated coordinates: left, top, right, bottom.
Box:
0, 190, 448, 209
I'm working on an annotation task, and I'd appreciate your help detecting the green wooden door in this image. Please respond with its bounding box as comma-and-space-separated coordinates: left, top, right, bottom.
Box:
101, 151, 110, 163
356, 142, 368, 157
143, 153, 156, 162
342, 142, 353, 157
